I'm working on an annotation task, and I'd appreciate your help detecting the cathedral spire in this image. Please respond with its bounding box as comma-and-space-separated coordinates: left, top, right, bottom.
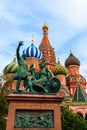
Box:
39, 22, 52, 48
39, 23, 56, 69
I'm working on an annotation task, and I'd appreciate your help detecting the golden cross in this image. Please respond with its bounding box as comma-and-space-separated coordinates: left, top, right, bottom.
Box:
31, 34, 34, 43
70, 49, 72, 54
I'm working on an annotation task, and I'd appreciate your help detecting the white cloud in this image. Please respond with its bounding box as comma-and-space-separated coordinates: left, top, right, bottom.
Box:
1, 0, 87, 29
58, 0, 87, 28
35, 0, 87, 28
0, 0, 87, 80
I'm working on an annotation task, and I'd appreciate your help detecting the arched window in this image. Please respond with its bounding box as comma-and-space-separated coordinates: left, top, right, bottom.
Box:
71, 77, 76, 82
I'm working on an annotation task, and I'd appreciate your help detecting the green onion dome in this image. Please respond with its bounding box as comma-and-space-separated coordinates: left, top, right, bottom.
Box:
3, 55, 19, 74
52, 58, 68, 76
65, 50, 80, 67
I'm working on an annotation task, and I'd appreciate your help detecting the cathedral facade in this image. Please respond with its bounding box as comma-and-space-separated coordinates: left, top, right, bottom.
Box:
3, 23, 87, 119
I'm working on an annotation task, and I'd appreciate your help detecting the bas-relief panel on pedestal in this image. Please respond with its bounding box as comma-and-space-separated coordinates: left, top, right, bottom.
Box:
14, 110, 54, 128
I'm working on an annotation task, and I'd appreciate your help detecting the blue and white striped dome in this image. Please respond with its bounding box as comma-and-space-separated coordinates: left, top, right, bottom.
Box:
23, 43, 42, 60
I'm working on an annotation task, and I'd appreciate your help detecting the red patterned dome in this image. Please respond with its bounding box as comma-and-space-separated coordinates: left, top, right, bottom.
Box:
65, 50, 80, 67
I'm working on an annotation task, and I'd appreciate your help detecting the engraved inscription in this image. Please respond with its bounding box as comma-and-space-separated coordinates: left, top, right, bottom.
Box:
12, 102, 58, 109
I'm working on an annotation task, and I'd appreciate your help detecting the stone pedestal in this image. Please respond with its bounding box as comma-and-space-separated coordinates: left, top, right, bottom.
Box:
6, 94, 63, 130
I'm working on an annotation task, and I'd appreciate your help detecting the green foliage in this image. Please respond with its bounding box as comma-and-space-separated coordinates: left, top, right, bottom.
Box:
0, 94, 8, 115
0, 115, 6, 130
0, 84, 10, 130
0, 94, 8, 130
0, 84, 12, 95
61, 106, 87, 130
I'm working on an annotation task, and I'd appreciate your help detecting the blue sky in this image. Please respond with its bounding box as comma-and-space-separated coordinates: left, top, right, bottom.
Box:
0, 0, 87, 79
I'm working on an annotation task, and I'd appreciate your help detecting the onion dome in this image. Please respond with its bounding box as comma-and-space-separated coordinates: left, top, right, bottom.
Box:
23, 35, 42, 60
65, 50, 80, 67
42, 22, 48, 30
3, 54, 19, 74
52, 58, 68, 76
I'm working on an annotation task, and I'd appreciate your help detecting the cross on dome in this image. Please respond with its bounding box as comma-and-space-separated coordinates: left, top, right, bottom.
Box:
70, 49, 72, 54
31, 34, 34, 44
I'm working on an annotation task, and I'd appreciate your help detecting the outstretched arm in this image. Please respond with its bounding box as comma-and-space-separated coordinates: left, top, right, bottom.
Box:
16, 41, 23, 60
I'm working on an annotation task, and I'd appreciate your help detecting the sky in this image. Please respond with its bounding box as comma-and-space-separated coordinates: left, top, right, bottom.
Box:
0, 0, 87, 79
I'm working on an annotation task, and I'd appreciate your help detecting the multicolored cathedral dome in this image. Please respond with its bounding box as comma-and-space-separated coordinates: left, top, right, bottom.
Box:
42, 22, 48, 30
3, 55, 19, 74
65, 50, 80, 67
23, 40, 42, 60
52, 58, 68, 76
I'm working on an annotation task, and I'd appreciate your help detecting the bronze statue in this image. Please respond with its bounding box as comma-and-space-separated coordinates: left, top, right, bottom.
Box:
30, 61, 60, 93
29, 64, 36, 80
13, 42, 60, 94
13, 41, 34, 93
32, 61, 54, 92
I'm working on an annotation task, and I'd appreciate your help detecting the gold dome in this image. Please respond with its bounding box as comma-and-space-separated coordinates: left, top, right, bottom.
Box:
42, 22, 48, 30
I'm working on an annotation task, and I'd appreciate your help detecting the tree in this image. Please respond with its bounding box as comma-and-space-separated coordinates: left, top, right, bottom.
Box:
0, 93, 8, 130
61, 106, 87, 130
0, 82, 11, 130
